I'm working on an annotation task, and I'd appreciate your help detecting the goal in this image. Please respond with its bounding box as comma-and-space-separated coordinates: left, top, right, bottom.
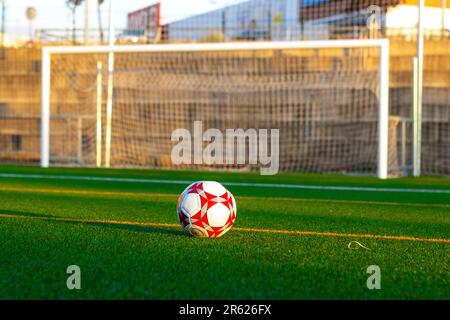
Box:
41, 39, 390, 178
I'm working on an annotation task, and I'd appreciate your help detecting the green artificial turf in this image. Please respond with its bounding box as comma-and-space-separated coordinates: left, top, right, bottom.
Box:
0, 165, 449, 299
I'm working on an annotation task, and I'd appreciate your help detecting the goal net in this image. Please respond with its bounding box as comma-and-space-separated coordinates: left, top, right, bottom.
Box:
41, 40, 390, 178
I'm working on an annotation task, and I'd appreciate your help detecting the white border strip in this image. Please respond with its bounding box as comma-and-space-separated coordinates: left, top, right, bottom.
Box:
1, 173, 449, 194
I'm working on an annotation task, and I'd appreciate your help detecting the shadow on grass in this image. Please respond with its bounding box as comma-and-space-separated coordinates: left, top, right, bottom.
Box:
0, 209, 56, 219
0, 210, 185, 237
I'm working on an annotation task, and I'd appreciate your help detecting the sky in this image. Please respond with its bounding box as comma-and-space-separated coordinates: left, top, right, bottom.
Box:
2, 0, 246, 36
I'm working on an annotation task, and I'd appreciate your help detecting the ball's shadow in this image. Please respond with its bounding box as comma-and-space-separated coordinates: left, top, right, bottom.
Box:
1, 210, 186, 237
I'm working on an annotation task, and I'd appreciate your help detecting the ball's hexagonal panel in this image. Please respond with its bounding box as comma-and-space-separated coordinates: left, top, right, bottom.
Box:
177, 192, 185, 208
230, 193, 237, 214
202, 181, 227, 196
207, 203, 230, 227
181, 192, 201, 217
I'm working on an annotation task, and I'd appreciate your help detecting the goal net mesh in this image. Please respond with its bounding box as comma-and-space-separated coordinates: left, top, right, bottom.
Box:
48, 45, 395, 174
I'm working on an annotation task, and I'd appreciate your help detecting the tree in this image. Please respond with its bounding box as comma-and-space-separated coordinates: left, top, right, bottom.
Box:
66, 0, 84, 44
97, 0, 105, 43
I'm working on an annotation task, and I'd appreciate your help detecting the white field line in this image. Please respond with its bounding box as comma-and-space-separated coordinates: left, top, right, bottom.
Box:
1, 173, 450, 194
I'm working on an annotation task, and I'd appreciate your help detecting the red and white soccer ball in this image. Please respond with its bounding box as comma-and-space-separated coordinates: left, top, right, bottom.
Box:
177, 181, 237, 238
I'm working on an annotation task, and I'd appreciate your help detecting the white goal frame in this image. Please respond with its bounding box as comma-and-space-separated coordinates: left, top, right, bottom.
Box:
41, 39, 390, 178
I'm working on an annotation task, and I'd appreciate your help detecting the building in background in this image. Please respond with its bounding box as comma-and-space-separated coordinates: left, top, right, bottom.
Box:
165, 0, 298, 41
125, 3, 161, 42
126, 0, 450, 42
386, 0, 450, 38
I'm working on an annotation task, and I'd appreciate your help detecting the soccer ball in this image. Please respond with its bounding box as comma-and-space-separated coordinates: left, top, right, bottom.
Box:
177, 181, 237, 238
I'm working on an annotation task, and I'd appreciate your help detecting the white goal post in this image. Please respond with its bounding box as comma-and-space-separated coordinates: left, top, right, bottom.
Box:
41, 39, 390, 178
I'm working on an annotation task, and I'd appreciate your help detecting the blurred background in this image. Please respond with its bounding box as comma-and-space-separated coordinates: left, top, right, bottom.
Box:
0, 0, 449, 176
1, 0, 449, 45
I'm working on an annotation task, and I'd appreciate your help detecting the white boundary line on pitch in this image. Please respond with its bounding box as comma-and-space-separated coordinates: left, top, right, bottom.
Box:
1, 173, 450, 194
